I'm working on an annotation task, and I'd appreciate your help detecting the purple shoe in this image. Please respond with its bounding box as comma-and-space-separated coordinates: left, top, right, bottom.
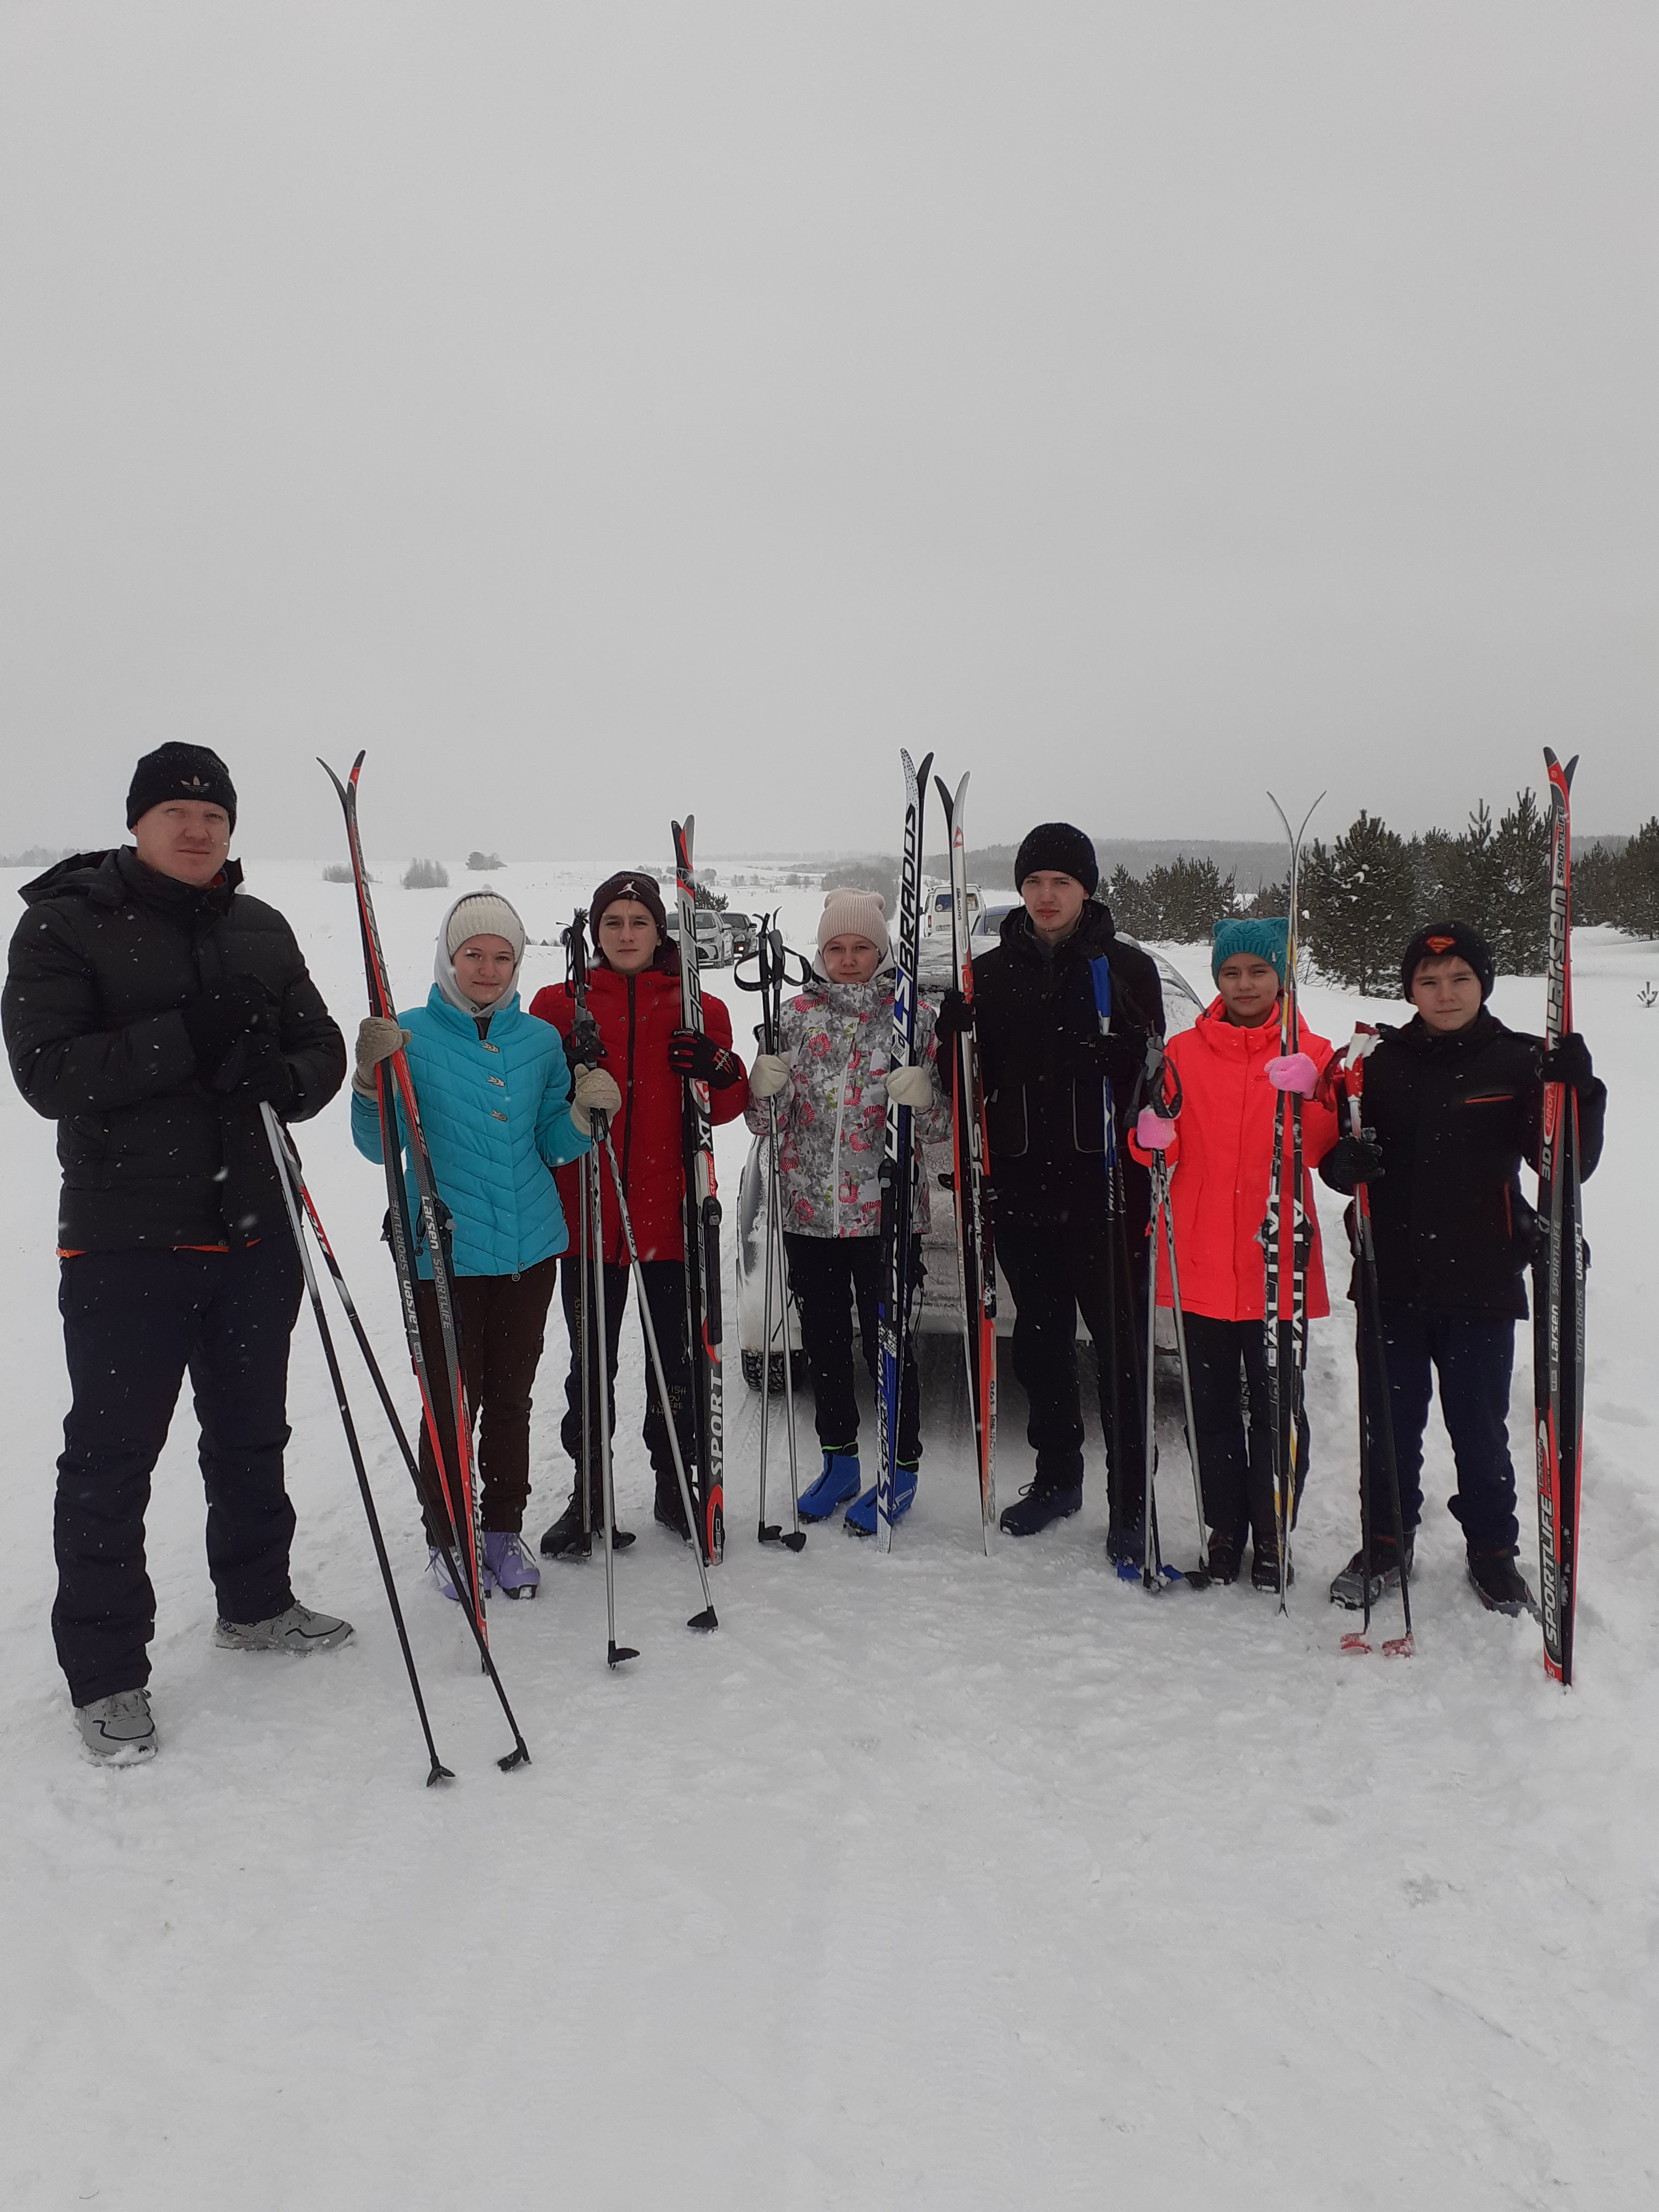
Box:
428, 1546, 477, 1604
483, 1530, 541, 1601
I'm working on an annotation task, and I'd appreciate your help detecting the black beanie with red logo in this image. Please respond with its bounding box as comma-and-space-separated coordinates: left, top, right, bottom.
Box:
1400, 920, 1494, 1003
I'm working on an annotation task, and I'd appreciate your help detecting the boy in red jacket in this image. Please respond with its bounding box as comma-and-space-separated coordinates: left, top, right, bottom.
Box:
1132, 918, 1338, 1588
530, 872, 749, 1553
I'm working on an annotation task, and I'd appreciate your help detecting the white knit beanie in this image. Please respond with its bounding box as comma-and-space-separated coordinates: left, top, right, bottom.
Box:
444, 892, 526, 963
817, 887, 889, 956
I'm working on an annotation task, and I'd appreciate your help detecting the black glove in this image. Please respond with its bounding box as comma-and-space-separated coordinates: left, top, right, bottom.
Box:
933, 989, 975, 1040
1320, 1134, 1385, 1194
182, 977, 274, 1075
668, 1028, 742, 1089
1542, 1033, 1594, 1094
231, 1034, 298, 1111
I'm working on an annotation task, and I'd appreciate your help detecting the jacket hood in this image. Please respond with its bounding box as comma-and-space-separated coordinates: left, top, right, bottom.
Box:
424, 980, 524, 1030
1194, 996, 1285, 1051
19, 848, 245, 912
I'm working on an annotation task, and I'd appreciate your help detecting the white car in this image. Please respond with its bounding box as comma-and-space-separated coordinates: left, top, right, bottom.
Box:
733, 930, 1206, 1387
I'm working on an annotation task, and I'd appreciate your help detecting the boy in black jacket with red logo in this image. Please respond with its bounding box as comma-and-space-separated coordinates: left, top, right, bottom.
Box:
1320, 921, 1605, 1617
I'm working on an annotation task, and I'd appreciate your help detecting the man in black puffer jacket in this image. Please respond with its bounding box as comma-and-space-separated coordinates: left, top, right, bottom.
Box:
941, 823, 1164, 1552
4, 744, 352, 1764
1320, 920, 1606, 1619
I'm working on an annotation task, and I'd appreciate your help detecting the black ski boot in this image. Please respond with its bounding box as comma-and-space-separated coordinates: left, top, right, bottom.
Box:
539, 1488, 636, 1561
1467, 1550, 1536, 1617
1251, 1541, 1294, 1593
654, 1486, 693, 1542
1200, 1530, 1244, 1586
999, 1481, 1083, 1538
1329, 1529, 1414, 1611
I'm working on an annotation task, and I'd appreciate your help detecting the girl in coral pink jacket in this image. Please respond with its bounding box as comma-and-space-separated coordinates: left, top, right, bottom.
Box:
1130, 918, 1337, 1587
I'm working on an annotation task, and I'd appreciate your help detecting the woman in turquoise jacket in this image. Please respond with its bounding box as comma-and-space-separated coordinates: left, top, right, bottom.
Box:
352, 892, 619, 1598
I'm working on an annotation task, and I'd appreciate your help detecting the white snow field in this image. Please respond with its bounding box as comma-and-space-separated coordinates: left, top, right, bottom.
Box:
3, 855, 1655, 2210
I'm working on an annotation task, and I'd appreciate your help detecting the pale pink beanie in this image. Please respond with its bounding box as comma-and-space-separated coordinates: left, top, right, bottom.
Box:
817, 887, 890, 956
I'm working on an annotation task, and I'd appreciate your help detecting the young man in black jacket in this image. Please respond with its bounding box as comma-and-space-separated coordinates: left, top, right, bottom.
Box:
3, 744, 352, 1763
1320, 921, 1605, 1616
943, 823, 1164, 1553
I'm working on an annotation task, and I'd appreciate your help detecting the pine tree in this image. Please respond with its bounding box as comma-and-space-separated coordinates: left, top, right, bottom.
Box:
1612, 818, 1659, 939
1488, 789, 1551, 973
1302, 811, 1418, 992
1105, 865, 1153, 938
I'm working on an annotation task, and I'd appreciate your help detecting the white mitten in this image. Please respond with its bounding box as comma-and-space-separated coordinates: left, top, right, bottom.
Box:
748, 1052, 793, 1100
569, 1065, 623, 1134
884, 1062, 934, 1110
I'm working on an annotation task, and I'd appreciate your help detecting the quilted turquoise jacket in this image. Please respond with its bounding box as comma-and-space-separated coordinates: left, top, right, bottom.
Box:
350, 986, 588, 1277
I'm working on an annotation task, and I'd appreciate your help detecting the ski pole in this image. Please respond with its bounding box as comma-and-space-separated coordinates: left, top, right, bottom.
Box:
1154, 1155, 1209, 1577
600, 1127, 719, 1630
1337, 1029, 1413, 1656
739, 914, 809, 1549
261, 1104, 453, 1785
585, 1125, 638, 1669
260, 1107, 530, 1772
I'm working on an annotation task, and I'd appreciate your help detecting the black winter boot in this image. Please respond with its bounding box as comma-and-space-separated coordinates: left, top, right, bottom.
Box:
539, 1486, 636, 1560
1329, 1528, 1415, 1611
1000, 1481, 1083, 1538
1467, 1550, 1536, 1617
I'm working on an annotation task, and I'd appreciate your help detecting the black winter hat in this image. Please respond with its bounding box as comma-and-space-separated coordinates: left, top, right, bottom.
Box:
125, 743, 238, 832
589, 869, 668, 946
1400, 919, 1494, 1003
1014, 821, 1099, 896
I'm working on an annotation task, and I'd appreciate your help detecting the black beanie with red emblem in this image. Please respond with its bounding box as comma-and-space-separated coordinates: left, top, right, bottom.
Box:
1400, 920, 1494, 1003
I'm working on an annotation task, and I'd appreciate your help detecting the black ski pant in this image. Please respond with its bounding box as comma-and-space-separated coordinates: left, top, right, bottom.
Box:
996, 1208, 1144, 1524
559, 1254, 696, 1513
1363, 1304, 1520, 1556
1182, 1313, 1310, 1552
53, 1242, 303, 1706
782, 1232, 923, 1464
413, 1256, 559, 1546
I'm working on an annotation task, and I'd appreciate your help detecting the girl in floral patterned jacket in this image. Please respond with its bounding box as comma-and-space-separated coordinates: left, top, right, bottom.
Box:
745, 890, 950, 1534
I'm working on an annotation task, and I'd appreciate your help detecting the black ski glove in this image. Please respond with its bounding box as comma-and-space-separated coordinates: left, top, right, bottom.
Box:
1320, 1134, 1385, 1193
1541, 1033, 1595, 1094
231, 1034, 298, 1112
668, 1028, 742, 1089
182, 976, 275, 1076
933, 989, 975, 1040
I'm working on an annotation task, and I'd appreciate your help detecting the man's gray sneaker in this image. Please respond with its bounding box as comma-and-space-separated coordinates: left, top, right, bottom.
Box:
214, 1602, 355, 1654
75, 1688, 158, 1765
1329, 1530, 1415, 1611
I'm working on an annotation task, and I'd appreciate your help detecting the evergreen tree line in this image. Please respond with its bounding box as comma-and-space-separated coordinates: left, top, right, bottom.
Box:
1101, 792, 1659, 992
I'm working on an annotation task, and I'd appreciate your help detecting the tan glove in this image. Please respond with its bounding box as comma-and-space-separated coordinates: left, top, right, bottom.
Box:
748, 1052, 793, 1100
884, 1062, 933, 1111
354, 1015, 410, 1096
569, 1065, 623, 1135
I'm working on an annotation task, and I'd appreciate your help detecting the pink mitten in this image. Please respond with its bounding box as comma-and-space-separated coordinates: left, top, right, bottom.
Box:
1265, 1052, 1318, 1097
1134, 1106, 1176, 1151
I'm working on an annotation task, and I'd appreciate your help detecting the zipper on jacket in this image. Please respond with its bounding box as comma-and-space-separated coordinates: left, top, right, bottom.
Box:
614, 975, 638, 1268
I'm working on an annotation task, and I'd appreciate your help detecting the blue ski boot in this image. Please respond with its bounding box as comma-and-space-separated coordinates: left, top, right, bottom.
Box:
845, 1462, 918, 1537
798, 1448, 862, 1522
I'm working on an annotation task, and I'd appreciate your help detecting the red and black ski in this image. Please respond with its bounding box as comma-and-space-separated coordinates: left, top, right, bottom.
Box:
933, 770, 996, 1548
1535, 748, 1586, 1685
672, 816, 724, 1565
320, 752, 488, 1641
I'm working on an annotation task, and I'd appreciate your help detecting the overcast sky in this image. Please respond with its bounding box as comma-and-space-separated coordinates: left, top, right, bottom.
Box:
2, 2, 1654, 863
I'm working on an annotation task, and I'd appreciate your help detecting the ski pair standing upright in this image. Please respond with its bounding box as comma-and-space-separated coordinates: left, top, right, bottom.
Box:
933, 771, 998, 1551
1258, 795, 1324, 1604
1534, 749, 1586, 1685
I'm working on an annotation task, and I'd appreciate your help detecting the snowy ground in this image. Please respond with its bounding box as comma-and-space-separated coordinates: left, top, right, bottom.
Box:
3, 855, 1655, 2210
